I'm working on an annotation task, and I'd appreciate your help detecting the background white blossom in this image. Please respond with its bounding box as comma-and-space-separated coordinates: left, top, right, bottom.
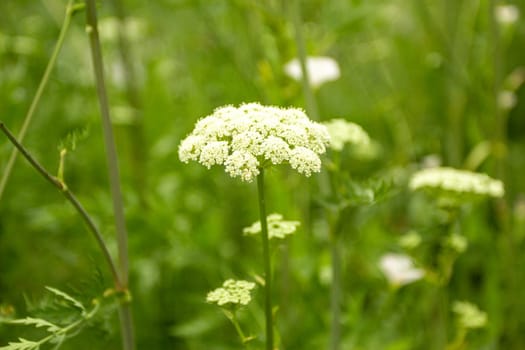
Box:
379, 253, 425, 287
284, 56, 341, 89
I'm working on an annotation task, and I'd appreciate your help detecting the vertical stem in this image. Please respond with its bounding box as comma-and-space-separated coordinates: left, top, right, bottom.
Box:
0, 0, 75, 202
257, 169, 274, 350
488, 0, 509, 229
109, 0, 148, 207
330, 232, 341, 350
84, 1, 134, 349
291, 0, 319, 120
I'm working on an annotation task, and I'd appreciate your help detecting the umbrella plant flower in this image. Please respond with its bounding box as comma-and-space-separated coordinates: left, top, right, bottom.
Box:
207, 279, 256, 307
243, 213, 300, 239
409, 167, 504, 202
178, 102, 330, 182
179, 102, 328, 350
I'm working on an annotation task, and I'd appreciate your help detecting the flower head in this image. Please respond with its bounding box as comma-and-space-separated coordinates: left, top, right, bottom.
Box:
322, 119, 371, 151
409, 167, 504, 202
495, 4, 520, 25
379, 253, 425, 287
206, 279, 256, 307
179, 103, 330, 182
284, 56, 341, 89
243, 213, 300, 239
452, 301, 487, 329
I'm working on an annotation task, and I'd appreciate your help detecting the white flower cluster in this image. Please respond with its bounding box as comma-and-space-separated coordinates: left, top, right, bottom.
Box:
243, 213, 300, 239
409, 167, 504, 198
379, 253, 425, 287
452, 301, 487, 329
322, 119, 371, 151
284, 56, 341, 89
178, 103, 330, 182
206, 279, 256, 306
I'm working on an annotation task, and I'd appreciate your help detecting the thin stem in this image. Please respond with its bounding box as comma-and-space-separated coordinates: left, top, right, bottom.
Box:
84, 1, 134, 349
257, 169, 274, 350
85, 0, 129, 288
109, 0, 148, 207
330, 232, 341, 350
0, 122, 120, 290
223, 309, 251, 350
0, 0, 76, 202
291, 0, 319, 120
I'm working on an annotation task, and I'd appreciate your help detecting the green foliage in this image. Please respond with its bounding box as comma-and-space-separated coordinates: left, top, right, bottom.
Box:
1, 0, 525, 349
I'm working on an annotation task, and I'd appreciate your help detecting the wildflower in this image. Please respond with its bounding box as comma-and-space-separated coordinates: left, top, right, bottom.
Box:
452, 301, 487, 329
322, 119, 371, 152
379, 253, 425, 287
284, 56, 341, 89
495, 4, 520, 25
206, 279, 256, 307
243, 213, 300, 239
498, 90, 517, 110
179, 103, 330, 182
409, 167, 504, 199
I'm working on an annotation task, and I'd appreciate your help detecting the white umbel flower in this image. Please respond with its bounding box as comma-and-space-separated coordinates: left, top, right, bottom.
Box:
284, 56, 341, 89
206, 279, 256, 306
243, 213, 300, 239
179, 103, 330, 182
379, 253, 425, 287
323, 119, 371, 151
409, 167, 504, 198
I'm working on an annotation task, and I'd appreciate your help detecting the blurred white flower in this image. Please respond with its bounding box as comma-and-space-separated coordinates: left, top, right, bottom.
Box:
206, 279, 256, 306
179, 103, 330, 182
243, 213, 300, 239
498, 90, 517, 110
452, 301, 487, 329
410, 167, 504, 198
495, 4, 520, 25
284, 56, 341, 89
379, 253, 425, 287
322, 119, 371, 151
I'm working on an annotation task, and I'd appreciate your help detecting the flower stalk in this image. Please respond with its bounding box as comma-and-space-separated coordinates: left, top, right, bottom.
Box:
84, 0, 134, 348
257, 169, 274, 350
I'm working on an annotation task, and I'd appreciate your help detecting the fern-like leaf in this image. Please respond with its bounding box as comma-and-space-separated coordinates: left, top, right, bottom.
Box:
8, 317, 60, 333
44, 287, 85, 314
0, 338, 40, 350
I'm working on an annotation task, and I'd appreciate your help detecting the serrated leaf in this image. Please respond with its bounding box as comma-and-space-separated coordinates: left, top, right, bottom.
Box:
44, 287, 85, 314
8, 317, 60, 333
0, 337, 40, 350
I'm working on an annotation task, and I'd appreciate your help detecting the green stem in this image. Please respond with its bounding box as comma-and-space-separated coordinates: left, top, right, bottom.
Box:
257, 169, 274, 350
0, 0, 76, 202
223, 309, 251, 349
330, 231, 341, 350
0, 122, 121, 292
109, 0, 148, 207
84, 1, 134, 349
291, 0, 319, 120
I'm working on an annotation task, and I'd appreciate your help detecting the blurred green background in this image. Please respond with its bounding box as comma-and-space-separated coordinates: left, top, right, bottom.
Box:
1, 0, 524, 349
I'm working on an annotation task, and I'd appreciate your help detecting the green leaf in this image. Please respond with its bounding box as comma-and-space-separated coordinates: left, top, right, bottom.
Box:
44, 287, 86, 314
8, 317, 60, 333
0, 338, 40, 350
